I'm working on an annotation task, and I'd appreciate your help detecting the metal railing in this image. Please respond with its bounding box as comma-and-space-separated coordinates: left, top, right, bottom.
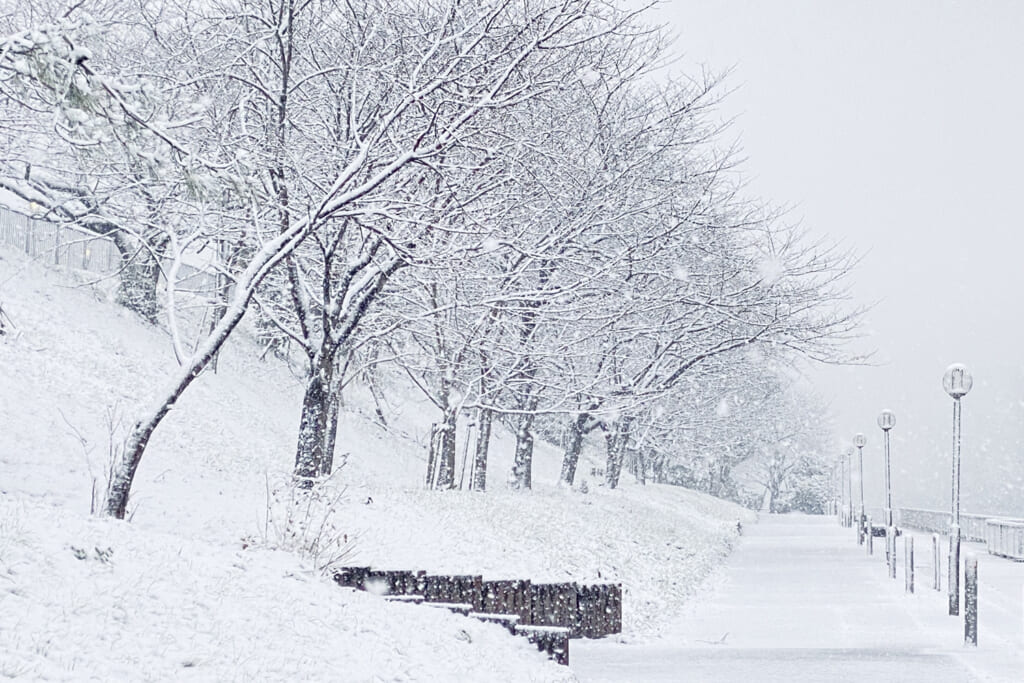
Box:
894, 507, 1017, 544
0, 204, 223, 297
985, 519, 1024, 560
0, 204, 119, 274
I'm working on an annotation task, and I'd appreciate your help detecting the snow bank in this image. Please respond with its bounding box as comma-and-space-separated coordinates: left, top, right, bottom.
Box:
0, 497, 571, 681
0, 245, 752, 679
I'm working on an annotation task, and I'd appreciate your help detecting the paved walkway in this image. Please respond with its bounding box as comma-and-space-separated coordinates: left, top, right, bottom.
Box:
573, 514, 1023, 682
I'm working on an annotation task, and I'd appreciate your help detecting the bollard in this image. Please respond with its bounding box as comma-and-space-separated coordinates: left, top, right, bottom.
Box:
905, 536, 914, 593
866, 516, 873, 555
933, 534, 941, 591
888, 527, 897, 579
949, 525, 961, 616
883, 527, 891, 573
964, 554, 977, 646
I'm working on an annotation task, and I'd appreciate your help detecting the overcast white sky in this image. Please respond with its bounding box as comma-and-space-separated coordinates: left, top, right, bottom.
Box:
650, 1, 1024, 515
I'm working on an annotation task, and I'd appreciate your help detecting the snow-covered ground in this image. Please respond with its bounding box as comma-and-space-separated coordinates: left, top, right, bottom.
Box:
0, 245, 752, 680
574, 515, 1024, 682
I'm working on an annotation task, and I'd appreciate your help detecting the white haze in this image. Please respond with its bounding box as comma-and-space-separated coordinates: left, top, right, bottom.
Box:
654, 0, 1024, 516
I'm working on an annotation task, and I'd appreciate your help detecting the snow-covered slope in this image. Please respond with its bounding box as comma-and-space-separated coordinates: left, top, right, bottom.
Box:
0, 246, 753, 680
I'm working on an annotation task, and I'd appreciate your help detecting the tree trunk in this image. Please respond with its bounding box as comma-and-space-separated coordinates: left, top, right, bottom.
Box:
767, 471, 784, 513
603, 426, 618, 487
650, 453, 666, 483
457, 417, 474, 490
470, 407, 492, 491
632, 448, 646, 485
559, 412, 589, 487
105, 292, 250, 518
605, 417, 633, 489
253, 285, 289, 359
511, 413, 535, 490
365, 365, 389, 427
429, 406, 458, 489
294, 348, 336, 487
320, 369, 343, 477
104, 190, 321, 518
426, 423, 442, 488
207, 241, 235, 373
115, 238, 161, 324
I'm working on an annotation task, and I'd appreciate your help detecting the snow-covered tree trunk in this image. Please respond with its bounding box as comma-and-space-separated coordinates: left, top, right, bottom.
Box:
320, 361, 345, 477
294, 346, 338, 487
425, 424, 441, 489
510, 396, 539, 489
559, 412, 591, 487
605, 416, 634, 489
105, 281, 260, 518
631, 447, 647, 486
114, 240, 162, 324
429, 405, 459, 490
470, 407, 493, 492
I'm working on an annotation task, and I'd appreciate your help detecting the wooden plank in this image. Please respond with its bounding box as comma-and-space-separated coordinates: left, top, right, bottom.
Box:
468, 612, 520, 634
515, 625, 570, 666
332, 566, 371, 590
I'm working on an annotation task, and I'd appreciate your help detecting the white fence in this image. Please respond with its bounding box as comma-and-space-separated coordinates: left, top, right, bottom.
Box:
0, 204, 223, 297
894, 507, 991, 542
895, 507, 1024, 561
985, 519, 1024, 561
0, 204, 119, 274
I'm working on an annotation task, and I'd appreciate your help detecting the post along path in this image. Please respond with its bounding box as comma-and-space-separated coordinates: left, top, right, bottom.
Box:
572, 514, 1024, 682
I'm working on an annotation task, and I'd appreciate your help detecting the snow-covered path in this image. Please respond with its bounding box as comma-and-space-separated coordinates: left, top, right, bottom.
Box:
573, 514, 1023, 682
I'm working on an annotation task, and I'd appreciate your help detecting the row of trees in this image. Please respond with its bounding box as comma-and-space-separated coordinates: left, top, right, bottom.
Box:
1, 0, 859, 518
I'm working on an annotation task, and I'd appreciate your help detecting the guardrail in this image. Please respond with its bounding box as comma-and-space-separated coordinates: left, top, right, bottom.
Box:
894, 507, 1024, 560
892, 508, 989, 543
985, 519, 1024, 560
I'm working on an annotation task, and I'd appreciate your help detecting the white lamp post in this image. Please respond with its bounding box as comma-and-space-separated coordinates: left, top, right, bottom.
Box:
943, 363, 973, 616
853, 433, 867, 543
837, 452, 847, 526
844, 448, 854, 528
877, 409, 896, 578
877, 410, 896, 526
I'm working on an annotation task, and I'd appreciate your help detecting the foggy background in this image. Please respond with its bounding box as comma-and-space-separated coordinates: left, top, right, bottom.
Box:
653, 0, 1024, 516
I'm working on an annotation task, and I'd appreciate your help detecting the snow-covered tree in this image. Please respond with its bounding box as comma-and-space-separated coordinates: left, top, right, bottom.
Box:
25, 0, 652, 517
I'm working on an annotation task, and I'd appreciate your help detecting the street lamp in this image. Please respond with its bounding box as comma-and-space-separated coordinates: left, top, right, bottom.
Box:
943, 363, 973, 616
833, 456, 842, 520
837, 452, 846, 526
877, 409, 896, 578
877, 410, 895, 526
844, 448, 854, 528
838, 450, 853, 527
853, 433, 867, 544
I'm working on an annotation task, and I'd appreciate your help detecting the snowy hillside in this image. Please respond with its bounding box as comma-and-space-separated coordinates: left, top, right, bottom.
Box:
0, 246, 752, 680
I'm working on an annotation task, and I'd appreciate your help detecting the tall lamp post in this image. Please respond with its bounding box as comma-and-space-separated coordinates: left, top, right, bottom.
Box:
836, 459, 843, 518
943, 363, 973, 616
877, 410, 896, 526
853, 433, 867, 543
838, 450, 852, 527
877, 409, 896, 577
837, 453, 846, 526
844, 448, 854, 528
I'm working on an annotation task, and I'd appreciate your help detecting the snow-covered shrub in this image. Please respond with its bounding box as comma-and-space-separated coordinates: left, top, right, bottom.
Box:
256, 474, 354, 573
